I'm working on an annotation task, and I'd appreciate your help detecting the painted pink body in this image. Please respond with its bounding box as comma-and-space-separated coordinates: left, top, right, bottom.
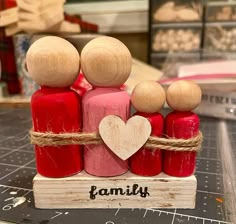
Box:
163, 111, 199, 177
130, 112, 164, 176
82, 87, 130, 177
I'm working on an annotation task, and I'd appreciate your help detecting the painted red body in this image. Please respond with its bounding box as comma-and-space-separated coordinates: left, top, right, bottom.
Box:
31, 86, 83, 177
129, 112, 164, 176
163, 111, 199, 177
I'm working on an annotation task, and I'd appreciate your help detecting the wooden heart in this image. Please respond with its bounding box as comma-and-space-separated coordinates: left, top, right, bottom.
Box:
99, 115, 152, 160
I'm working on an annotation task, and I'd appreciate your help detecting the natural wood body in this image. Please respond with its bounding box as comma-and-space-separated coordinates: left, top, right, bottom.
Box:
33, 171, 197, 209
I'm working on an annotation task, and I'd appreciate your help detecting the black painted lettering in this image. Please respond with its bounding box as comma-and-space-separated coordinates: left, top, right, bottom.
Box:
126, 185, 133, 196
89, 184, 150, 199
89, 186, 98, 200
110, 188, 126, 195
140, 187, 150, 198
132, 184, 139, 195
99, 189, 109, 196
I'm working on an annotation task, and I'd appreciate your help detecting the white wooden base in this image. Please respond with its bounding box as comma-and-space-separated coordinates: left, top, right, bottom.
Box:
33, 171, 197, 209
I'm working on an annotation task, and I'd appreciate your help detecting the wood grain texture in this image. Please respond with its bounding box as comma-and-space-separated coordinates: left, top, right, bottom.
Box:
0, 7, 18, 27
33, 171, 197, 209
166, 80, 202, 112
81, 36, 132, 87
16, 0, 65, 13
26, 36, 80, 87
5, 23, 21, 36
18, 6, 64, 28
48, 21, 81, 34
16, 0, 38, 13
131, 80, 166, 113
99, 115, 151, 160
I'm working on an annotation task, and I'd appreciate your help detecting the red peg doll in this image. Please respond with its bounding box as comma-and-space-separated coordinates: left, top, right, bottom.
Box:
163, 80, 202, 177
81, 36, 132, 177
27, 36, 83, 177
130, 81, 166, 176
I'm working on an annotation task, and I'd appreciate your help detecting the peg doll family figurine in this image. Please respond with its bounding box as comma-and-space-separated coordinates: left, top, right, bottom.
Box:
27, 35, 202, 181
130, 81, 166, 176
164, 80, 202, 177
81, 36, 132, 177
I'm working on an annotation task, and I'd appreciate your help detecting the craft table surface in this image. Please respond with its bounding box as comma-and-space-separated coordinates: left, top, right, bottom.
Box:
0, 107, 234, 224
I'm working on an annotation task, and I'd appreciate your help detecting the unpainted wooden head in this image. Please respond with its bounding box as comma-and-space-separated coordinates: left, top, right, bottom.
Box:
26, 36, 80, 87
131, 81, 166, 113
81, 36, 132, 87
166, 80, 202, 111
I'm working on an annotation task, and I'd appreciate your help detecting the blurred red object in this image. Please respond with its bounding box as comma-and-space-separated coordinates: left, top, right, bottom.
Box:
71, 73, 126, 96
0, 0, 20, 94
71, 73, 92, 96
5, 0, 17, 8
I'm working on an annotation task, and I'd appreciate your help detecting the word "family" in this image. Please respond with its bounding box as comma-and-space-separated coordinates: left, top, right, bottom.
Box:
89, 184, 150, 200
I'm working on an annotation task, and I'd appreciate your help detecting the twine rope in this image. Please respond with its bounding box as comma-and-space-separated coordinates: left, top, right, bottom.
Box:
29, 130, 203, 152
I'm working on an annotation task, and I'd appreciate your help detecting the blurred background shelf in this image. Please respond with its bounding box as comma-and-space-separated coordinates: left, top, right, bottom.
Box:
0, 95, 30, 107
64, 0, 148, 33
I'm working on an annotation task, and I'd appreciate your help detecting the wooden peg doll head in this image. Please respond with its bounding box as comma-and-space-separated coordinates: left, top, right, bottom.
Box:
26, 36, 80, 87
131, 81, 166, 113
81, 36, 132, 87
166, 80, 202, 111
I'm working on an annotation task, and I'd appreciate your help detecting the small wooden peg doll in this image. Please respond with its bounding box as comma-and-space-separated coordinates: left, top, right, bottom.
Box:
81, 36, 132, 177
27, 36, 83, 177
130, 81, 166, 176
164, 80, 202, 177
